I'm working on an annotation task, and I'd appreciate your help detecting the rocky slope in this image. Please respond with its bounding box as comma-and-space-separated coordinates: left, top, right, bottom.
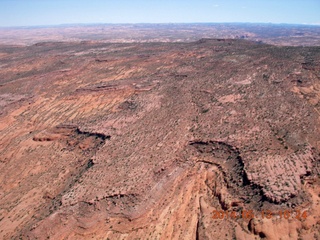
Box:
0, 39, 319, 239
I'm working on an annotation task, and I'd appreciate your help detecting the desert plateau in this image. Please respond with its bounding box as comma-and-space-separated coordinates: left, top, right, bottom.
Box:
0, 23, 319, 240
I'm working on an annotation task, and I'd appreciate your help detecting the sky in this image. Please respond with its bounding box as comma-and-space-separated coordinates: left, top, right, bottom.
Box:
0, 0, 319, 27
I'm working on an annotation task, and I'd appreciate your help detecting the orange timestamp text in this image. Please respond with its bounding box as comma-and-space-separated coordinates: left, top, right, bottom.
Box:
212, 209, 308, 220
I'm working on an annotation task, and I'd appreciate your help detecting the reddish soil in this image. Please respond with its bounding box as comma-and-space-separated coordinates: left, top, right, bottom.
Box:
0, 38, 319, 239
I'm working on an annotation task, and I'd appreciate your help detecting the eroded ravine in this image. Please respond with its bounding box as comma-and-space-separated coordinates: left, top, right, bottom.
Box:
0, 39, 319, 239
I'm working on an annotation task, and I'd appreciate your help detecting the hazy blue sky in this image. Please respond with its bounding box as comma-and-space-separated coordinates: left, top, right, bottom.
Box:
0, 0, 319, 27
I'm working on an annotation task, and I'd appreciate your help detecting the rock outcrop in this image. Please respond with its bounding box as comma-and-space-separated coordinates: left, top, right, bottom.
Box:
0, 39, 319, 239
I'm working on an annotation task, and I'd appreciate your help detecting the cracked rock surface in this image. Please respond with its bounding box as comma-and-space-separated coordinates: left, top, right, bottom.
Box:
0, 39, 319, 239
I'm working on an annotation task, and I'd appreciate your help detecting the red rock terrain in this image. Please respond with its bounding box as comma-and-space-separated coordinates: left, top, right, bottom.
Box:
0, 39, 319, 239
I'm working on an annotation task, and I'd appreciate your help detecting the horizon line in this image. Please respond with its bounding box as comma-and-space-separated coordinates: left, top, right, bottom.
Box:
1, 21, 320, 29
